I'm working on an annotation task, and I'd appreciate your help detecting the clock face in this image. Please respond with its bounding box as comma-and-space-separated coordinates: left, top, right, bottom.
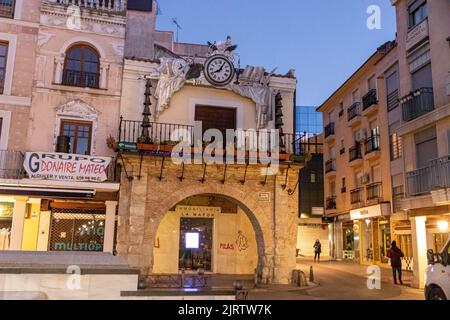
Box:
204, 55, 235, 86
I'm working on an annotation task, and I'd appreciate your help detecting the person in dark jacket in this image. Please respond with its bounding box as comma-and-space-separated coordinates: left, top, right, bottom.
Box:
387, 241, 404, 285
313, 240, 322, 262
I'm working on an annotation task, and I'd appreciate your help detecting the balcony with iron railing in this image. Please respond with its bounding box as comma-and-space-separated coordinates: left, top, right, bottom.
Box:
350, 187, 364, 206
45, 0, 127, 13
349, 142, 362, 164
325, 159, 335, 174
118, 118, 323, 162
406, 155, 450, 202
326, 196, 336, 210
362, 89, 378, 113
324, 122, 335, 139
0, 150, 120, 182
0, 0, 15, 19
401, 87, 434, 122
364, 134, 380, 156
62, 70, 100, 89
366, 182, 383, 202
347, 102, 361, 123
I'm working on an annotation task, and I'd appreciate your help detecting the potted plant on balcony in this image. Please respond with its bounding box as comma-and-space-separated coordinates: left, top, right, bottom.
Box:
106, 135, 117, 151
136, 135, 156, 151
160, 140, 181, 152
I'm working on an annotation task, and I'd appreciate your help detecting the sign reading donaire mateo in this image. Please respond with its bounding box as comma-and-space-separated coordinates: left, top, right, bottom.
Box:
23, 152, 111, 182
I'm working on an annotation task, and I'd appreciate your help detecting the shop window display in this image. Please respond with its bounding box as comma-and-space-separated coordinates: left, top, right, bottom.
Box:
49, 208, 106, 252
0, 202, 13, 250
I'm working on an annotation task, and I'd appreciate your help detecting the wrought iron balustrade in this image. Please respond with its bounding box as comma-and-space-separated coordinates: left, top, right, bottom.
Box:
401, 87, 434, 122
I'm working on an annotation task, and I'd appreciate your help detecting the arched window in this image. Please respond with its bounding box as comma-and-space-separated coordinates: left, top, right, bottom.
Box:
62, 44, 100, 88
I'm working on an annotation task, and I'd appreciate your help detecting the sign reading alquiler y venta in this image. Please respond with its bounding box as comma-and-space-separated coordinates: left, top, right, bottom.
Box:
23, 152, 111, 182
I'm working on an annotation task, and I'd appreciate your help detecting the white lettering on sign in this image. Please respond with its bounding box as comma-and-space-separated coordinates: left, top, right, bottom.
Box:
176, 206, 221, 218
23, 152, 111, 182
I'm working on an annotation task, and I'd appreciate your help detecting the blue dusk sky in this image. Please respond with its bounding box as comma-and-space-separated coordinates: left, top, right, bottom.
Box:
155, 0, 397, 107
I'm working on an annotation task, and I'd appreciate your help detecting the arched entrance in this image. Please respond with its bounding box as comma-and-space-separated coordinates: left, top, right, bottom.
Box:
151, 193, 265, 276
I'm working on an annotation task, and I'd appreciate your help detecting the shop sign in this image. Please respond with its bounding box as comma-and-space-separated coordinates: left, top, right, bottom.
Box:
258, 192, 271, 202
350, 202, 391, 220
23, 152, 111, 182
312, 207, 324, 216
176, 206, 221, 218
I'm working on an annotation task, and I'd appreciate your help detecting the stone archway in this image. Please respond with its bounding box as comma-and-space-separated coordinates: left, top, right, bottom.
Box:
141, 185, 270, 279
148, 192, 266, 277
116, 158, 300, 284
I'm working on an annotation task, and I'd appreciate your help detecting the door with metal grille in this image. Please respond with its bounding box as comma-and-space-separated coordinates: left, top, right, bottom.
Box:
49, 208, 106, 252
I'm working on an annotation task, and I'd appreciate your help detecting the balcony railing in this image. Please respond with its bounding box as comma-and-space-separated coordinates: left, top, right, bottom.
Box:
347, 102, 361, 122
118, 118, 323, 158
326, 196, 336, 210
350, 188, 364, 205
406, 155, 450, 196
362, 89, 378, 111
0, 150, 119, 182
47, 0, 126, 12
364, 134, 380, 155
401, 87, 434, 122
62, 70, 99, 89
349, 142, 362, 162
0, 150, 24, 179
406, 166, 431, 196
430, 156, 450, 190
387, 89, 399, 111
324, 122, 335, 138
325, 159, 335, 173
0, 0, 15, 18
366, 182, 382, 201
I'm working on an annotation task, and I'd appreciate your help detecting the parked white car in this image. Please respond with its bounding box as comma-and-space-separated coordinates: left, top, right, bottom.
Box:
425, 237, 450, 300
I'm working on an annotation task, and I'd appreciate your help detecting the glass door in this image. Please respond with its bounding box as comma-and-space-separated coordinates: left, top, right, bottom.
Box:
179, 218, 213, 271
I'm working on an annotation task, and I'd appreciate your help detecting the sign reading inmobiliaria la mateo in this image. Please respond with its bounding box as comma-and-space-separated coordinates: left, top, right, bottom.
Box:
23, 152, 111, 182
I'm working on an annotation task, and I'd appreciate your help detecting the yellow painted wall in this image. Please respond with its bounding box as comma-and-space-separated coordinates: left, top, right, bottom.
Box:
153, 207, 258, 274
21, 203, 40, 251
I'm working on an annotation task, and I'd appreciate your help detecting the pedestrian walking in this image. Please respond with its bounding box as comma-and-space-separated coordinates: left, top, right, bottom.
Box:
387, 241, 404, 285
313, 240, 322, 262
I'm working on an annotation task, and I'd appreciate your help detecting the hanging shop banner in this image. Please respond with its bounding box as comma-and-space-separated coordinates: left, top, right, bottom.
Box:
23, 152, 111, 182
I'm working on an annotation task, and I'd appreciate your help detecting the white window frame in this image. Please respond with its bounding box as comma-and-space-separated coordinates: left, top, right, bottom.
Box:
0, 110, 12, 149
0, 33, 17, 96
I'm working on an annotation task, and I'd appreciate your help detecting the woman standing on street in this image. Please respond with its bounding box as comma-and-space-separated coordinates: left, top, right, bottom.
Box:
314, 240, 322, 262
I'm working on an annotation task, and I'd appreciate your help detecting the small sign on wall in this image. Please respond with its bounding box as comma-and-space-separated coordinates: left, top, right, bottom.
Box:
258, 192, 271, 202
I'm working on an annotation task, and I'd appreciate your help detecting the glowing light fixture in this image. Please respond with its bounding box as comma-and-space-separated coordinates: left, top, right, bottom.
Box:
437, 220, 448, 232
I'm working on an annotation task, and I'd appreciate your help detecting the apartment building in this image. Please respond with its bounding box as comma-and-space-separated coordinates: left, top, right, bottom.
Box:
318, 41, 398, 266
392, 0, 450, 288
0, 0, 127, 254
0, 0, 40, 250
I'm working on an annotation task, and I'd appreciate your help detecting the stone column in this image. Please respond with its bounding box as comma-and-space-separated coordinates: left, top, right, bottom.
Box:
272, 168, 298, 284
410, 216, 428, 288
104, 201, 118, 253
9, 197, 29, 250
54, 56, 65, 84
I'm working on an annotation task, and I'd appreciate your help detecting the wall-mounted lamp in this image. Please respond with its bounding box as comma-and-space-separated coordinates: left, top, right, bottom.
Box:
437, 220, 448, 233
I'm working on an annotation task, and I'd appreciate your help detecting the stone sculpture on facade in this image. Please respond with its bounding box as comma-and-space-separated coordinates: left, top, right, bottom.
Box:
151, 37, 277, 129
